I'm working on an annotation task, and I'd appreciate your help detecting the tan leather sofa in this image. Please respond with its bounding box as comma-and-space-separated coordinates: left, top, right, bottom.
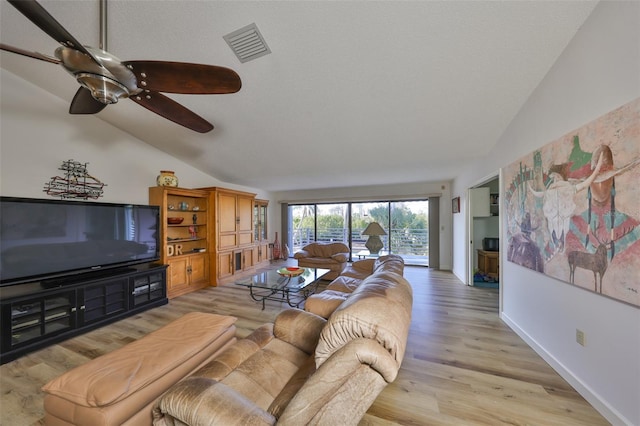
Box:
305, 254, 405, 318
293, 242, 350, 280
153, 270, 413, 426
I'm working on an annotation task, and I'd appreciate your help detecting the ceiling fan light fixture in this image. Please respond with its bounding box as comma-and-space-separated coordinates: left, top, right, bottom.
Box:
75, 72, 129, 104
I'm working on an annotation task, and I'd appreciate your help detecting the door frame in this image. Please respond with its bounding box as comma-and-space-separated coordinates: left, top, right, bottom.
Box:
466, 171, 502, 292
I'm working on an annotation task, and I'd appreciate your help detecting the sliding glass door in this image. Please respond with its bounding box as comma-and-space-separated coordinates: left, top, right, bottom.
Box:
288, 200, 429, 266
389, 201, 428, 266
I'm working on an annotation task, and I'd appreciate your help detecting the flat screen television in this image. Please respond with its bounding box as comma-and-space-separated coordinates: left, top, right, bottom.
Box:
0, 197, 160, 286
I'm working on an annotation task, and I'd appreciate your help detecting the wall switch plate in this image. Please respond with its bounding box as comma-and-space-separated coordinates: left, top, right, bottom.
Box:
576, 329, 586, 346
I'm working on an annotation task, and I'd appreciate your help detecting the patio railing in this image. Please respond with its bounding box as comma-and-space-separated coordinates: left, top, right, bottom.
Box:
290, 227, 429, 259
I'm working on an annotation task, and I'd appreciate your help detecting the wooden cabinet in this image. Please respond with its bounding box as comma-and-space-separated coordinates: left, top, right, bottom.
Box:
217, 250, 235, 280
477, 249, 499, 278
215, 190, 254, 249
217, 248, 254, 279
237, 196, 254, 246
201, 187, 257, 282
149, 187, 210, 298
242, 247, 255, 270
166, 253, 207, 296
254, 199, 270, 266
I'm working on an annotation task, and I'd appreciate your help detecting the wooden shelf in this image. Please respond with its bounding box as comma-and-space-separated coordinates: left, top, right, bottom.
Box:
149, 186, 211, 298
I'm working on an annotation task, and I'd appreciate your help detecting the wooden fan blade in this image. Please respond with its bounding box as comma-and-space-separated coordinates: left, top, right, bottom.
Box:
7, 0, 99, 63
130, 91, 214, 133
0, 43, 60, 64
122, 61, 241, 94
69, 87, 108, 114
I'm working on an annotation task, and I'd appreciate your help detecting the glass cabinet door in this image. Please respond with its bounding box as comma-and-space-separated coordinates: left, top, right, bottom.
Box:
254, 200, 268, 241
254, 204, 259, 241
9, 291, 75, 348
259, 204, 267, 241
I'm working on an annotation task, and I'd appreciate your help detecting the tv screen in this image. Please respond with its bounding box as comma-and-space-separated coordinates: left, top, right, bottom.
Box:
0, 197, 160, 286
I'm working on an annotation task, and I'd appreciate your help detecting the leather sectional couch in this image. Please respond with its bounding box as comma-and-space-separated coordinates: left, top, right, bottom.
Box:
153, 267, 413, 425
40, 255, 411, 426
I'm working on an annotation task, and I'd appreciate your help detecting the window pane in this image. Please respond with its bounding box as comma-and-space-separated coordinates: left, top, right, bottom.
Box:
351, 202, 388, 255
289, 205, 314, 253
390, 201, 428, 266
316, 204, 348, 244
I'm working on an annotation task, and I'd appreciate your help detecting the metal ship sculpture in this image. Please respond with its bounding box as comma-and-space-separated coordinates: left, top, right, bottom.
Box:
44, 160, 106, 199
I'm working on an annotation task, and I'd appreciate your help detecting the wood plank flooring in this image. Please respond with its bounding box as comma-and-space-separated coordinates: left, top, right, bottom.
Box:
0, 264, 609, 425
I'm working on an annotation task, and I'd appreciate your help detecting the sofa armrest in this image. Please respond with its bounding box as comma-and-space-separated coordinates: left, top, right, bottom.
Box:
278, 340, 396, 425
273, 309, 327, 354
153, 377, 275, 426
331, 252, 349, 263
293, 249, 309, 259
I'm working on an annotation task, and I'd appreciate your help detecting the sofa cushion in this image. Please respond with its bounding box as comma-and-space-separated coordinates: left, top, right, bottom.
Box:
221, 339, 310, 410
304, 290, 350, 318
325, 275, 362, 293
273, 309, 327, 355
372, 255, 405, 275
153, 377, 276, 426
315, 271, 413, 378
196, 324, 274, 381
267, 355, 317, 418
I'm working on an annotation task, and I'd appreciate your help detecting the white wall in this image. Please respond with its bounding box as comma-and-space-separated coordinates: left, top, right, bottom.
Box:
0, 69, 270, 206
452, 2, 639, 424
273, 181, 453, 270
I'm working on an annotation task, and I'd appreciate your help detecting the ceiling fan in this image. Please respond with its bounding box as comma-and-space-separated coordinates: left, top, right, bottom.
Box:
0, 0, 241, 133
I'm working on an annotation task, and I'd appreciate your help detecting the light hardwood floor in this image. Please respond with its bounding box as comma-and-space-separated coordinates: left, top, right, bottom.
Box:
0, 264, 609, 425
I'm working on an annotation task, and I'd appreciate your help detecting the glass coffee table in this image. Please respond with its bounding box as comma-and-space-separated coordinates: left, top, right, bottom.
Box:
234, 267, 330, 310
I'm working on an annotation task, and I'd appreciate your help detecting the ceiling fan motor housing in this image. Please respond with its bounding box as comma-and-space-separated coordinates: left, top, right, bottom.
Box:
55, 46, 141, 104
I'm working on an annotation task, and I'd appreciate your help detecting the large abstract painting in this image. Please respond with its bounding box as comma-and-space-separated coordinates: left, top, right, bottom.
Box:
504, 98, 640, 307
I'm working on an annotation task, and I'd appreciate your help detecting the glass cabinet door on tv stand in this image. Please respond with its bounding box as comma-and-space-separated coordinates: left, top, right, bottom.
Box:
7, 290, 77, 350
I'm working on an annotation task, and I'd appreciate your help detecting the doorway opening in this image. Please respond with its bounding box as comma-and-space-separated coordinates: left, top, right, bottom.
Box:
467, 175, 500, 288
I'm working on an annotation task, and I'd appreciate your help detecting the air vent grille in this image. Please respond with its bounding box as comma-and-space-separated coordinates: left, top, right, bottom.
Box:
224, 23, 271, 63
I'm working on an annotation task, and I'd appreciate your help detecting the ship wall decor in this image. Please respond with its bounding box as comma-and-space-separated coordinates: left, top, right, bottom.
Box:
44, 160, 106, 200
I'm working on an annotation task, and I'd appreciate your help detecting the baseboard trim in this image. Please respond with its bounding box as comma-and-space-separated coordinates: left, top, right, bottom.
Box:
500, 312, 630, 426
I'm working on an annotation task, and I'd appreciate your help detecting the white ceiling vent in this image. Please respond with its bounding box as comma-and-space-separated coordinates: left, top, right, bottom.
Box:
224, 23, 271, 63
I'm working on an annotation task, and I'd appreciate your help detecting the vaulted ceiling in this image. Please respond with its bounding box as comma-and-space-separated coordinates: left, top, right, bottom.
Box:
0, 0, 598, 191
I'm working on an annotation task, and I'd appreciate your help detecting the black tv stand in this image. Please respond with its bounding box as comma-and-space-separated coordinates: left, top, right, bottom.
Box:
0, 263, 168, 365
40, 267, 138, 289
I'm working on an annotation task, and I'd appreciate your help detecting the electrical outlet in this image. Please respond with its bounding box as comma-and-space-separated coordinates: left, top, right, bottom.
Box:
576, 329, 586, 346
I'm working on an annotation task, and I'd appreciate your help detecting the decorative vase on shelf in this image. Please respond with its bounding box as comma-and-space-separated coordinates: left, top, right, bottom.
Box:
272, 232, 281, 260
282, 244, 290, 260
157, 170, 178, 187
